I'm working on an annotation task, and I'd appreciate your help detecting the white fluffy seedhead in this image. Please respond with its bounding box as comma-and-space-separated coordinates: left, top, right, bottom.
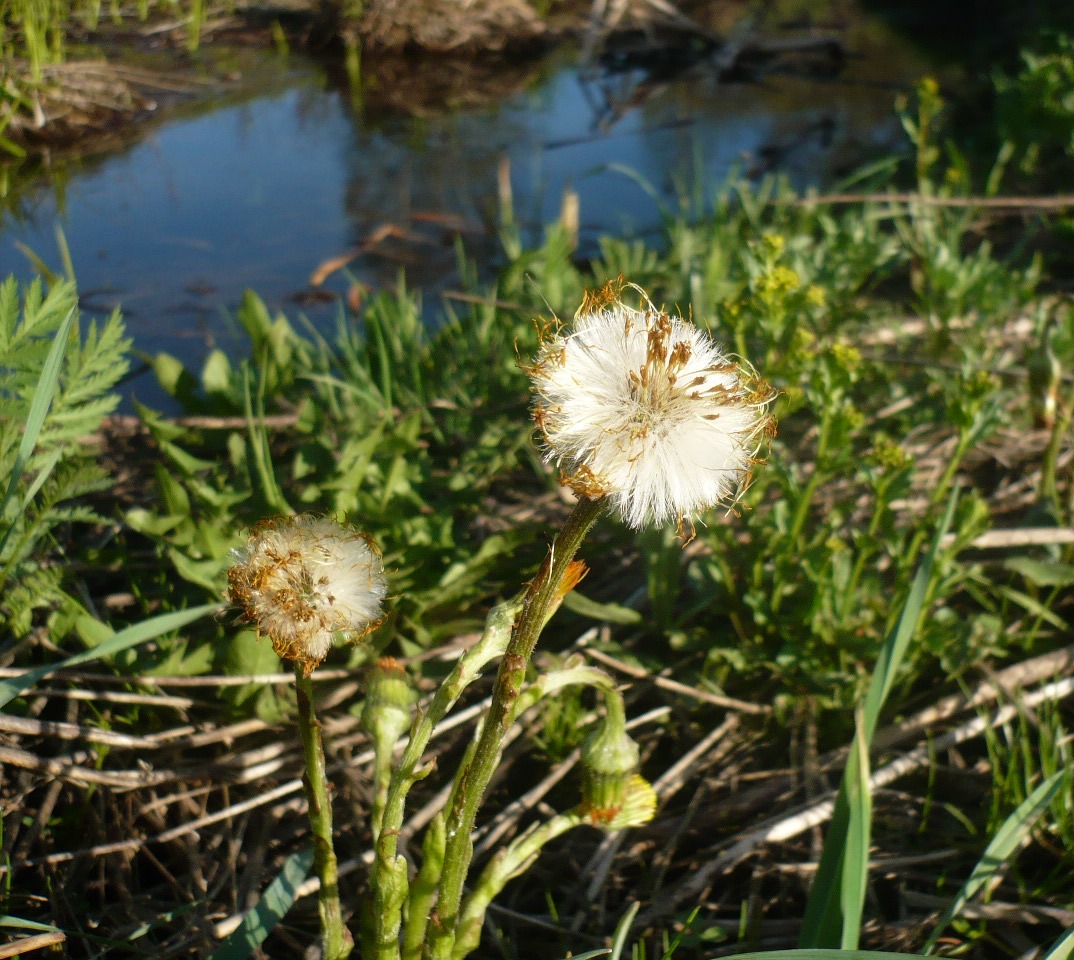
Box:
528, 282, 775, 533
227, 516, 387, 675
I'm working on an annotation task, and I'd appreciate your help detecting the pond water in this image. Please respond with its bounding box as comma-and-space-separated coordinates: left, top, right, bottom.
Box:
0, 12, 936, 407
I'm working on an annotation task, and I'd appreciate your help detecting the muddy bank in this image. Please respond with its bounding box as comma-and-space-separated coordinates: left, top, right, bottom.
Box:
3, 0, 767, 153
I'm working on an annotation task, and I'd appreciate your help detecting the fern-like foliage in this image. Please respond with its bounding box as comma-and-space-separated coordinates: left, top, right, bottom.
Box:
0, 276, 130, 637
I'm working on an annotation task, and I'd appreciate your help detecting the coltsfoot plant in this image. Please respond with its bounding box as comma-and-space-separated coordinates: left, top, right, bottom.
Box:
225, 278, 775, 959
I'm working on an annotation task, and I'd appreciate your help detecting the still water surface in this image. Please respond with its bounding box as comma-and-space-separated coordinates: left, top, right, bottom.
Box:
0, 21, 935, 403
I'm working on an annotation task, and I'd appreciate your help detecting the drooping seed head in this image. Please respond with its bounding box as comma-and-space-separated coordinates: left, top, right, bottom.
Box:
227, 516, 387, 675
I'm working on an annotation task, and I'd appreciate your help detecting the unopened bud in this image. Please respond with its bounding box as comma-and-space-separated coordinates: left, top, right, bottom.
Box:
361, 657, 414, 746
580, 708, 640, 825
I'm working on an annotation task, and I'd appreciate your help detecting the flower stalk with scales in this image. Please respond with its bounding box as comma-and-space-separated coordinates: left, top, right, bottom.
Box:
227, 515, 388, 960
423, 279, 775, 960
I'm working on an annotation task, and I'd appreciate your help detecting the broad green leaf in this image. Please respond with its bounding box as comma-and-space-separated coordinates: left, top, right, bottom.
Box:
0, 603, 224, 709
209, 847, 314, 960
202, 348, 234, 394
152, 351, 193, 397
924, 770, 1069, 953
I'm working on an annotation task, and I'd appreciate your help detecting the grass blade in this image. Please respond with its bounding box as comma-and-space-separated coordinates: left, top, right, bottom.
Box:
923, 769, 1069, 954
210, 847, 314, 960
1040, 925, 1074, 960
800, 494, 958, 948
840, 707, 872, 949
0, 603, 224, 710
243, 366, 290, 516
608, 901, 640, 960
0, 916, 64, 932
0, 304, 76, 553
713, 950, 933, 960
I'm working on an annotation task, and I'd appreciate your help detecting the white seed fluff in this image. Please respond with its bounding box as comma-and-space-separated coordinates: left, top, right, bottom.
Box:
529, 293, 773, 530
227, 516, 387, 674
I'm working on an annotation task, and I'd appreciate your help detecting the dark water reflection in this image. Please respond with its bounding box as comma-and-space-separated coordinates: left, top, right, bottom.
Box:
0, 17, 935, 404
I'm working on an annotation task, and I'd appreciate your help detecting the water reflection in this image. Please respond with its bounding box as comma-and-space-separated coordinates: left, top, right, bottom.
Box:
0, 17, 934, 404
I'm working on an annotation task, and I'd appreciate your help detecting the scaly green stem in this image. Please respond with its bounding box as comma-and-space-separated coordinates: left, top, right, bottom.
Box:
370, 736, 393, 845
401, 811, 447, 960
452, 810, 586, 960
428, 496, 605, 960
370, 594, 523, 960
295, 665, 352, 960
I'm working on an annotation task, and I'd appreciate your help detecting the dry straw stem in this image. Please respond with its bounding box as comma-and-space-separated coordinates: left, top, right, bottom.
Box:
680, 644, 1074, 848
901, 891, 1074, 926
2, 660, 487, 871
790, 191, 1074, 210
0, 932, 66, 958
582, 645, 769, 714
8, 638, 1066, 860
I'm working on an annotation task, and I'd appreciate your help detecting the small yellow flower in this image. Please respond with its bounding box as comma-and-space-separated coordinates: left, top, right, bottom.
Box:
227, 516, 387, 675
526, 281, 775, 532
597, 775, 658, 830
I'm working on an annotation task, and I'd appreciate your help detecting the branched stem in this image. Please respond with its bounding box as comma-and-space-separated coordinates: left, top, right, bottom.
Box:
295, 664, 352, 960
370, 594, 524, 960
428, 496, 605, 960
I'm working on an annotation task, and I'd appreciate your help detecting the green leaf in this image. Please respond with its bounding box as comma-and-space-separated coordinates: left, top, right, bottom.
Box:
1000, 558, 1074, 584
711, 951, 933, 960
0, 915, 64, 932
151, 351, 188, 396
0, 603, 224, 709
209, 847, 314, 960
1040, 925, 1074, 960
608, 901, 640, 960
0, 304, 75, 550
996, 585, 1069, 630
243, 366, 290, 516
840, 708, 872, 950
1003, 556, 1074, 588
923, 769, 1069, 954
202, 348, 234, 394
562, 590, 643, 625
